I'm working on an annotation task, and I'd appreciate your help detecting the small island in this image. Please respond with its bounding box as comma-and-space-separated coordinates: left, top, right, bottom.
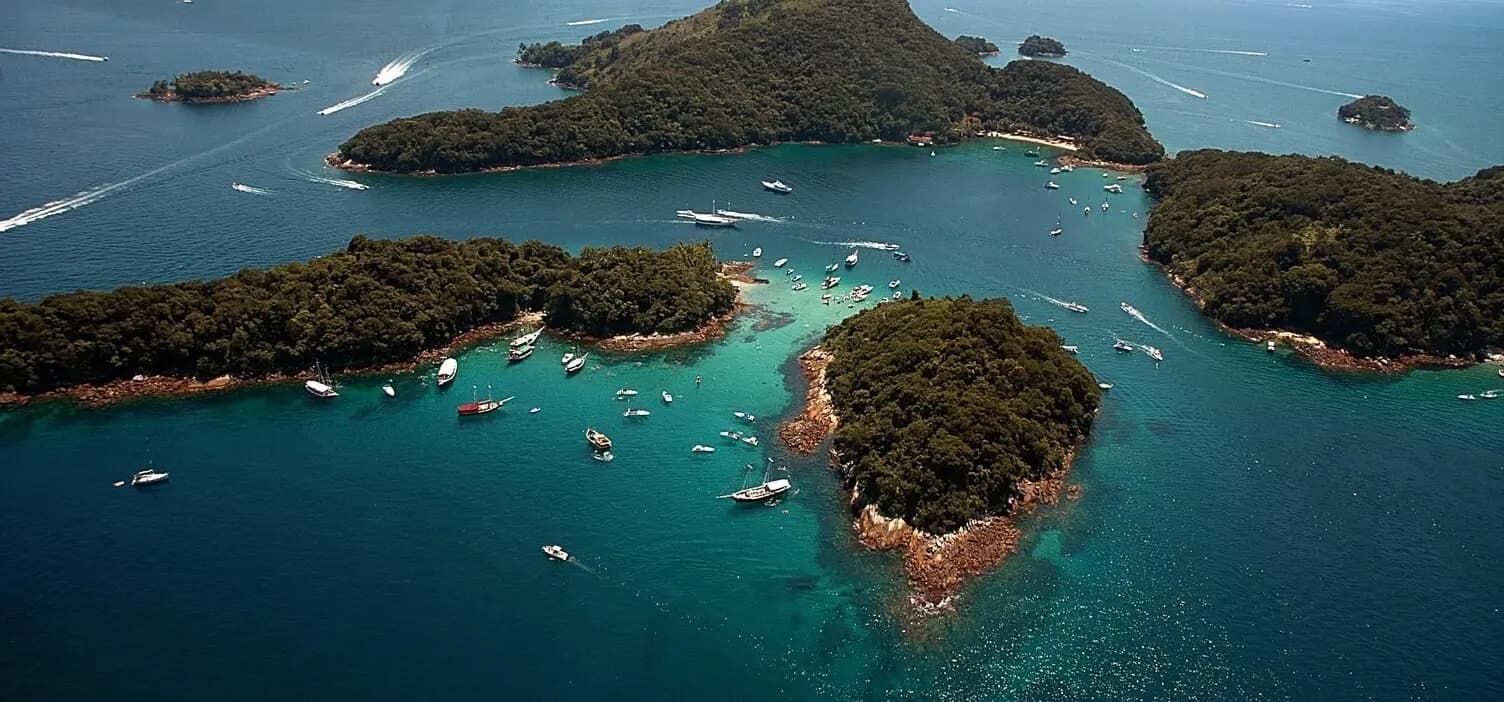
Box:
0, 237, 737, 402
782, 297, 1100, 608
335, 0, 1163, 174
953, 35, 999, 56
139, 70, 281, 103
1018, 35, 1067, 58
1338, 95, 1414, 132
1143, 149, 1504, 370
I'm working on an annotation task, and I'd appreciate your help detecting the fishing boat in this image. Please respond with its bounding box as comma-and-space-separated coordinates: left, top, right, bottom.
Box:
692, 445, 716, 453
792, 282, 808, 291
1045, 181, 1060, 190
508, 344, 535, 362
593, 451, 615, 462
1098, 383, 1114, 390
382, 382, 396, 397
662, 390, 673, 404
762, 179, 793, 194
623, 408, 651, 418
773, 257, 788, 267
844, 250, 859, 268
543, 545, 570, 561
1064, 301, 1088, 313
130, 467, 170, 487
752, 247, 763, 258
741, 436, 759, 446
1113, 340, 1135, 352
615, 388, 640, 400
437, 357, 458, 386
305, 361, 338, 398
457, 385, 512, 416
719, 459, 791, 502
719, 430, 742, 440
1144, 345, 1164, 362
510, 327, 543, 348
585, 427, 613, 451
565, 353, 587, 374
1061, 345, 1079, 354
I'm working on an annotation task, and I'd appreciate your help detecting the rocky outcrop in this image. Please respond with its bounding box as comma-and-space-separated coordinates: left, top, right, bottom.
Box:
778, 347, 838, 454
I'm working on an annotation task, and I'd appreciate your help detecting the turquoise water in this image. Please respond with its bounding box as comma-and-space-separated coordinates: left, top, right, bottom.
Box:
3, 1, 1504, 699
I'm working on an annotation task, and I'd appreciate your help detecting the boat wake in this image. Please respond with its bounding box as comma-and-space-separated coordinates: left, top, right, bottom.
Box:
372, 49, 430, 86
1242, 120, 1281, 129
231, 182, 272, 196
714, 209, 782, 223
318, 85, 388, 115
1132, 46, 1268, 57
1122, 303, 1173, 338
1102, 58, 1208, 99
0, 183, 124, 233
291, 169, 369, 190
1019, 288, 1083, 311
566, 17, 622, 26
811, 240, 901, 251
1142, 59, 1362, 99
0, 47, 108, 62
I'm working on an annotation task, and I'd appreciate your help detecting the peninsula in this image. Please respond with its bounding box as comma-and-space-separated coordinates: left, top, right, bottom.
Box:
334, 0, 1163, 174
1338, 95, 1414, 132
139, 70, 281, 103
1018, 35, 1067, 58
0, 237, 736, 402
1143, 150, 1504, 369
953, 35, 1000, 56
781, 297, 1101, 608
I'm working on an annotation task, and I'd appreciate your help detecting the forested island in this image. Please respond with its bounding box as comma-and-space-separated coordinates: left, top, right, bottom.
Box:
953, 35, 999, 56
788, 297, 1100, 606
0, 237, 735, 398
336, 0, 1163, 174
1338, 95, 1414, 132
1018, 35, 1067, 58
1143, 150, 1504, 367
516, 24, 645, 81
139, 70, 281, 103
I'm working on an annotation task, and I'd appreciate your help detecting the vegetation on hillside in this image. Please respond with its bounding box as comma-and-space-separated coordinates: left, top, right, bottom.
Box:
821, 297, 1100, 534
1338, 95, 1414, 132
1143, 150, 1504, 358
516, 24, 644, 70
1018, 35, 1067, 58
339, 0, 1162, 173
953, 35, 999, 55
145, 70, 276, 100
0, 237, 734, 395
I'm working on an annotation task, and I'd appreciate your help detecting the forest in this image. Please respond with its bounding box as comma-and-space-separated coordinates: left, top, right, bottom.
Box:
1017, 35, 1067, 58
144, 70, 275, 100
1338, 95, 1414, 132
516, 24, 644, 69
953, 35, 999, 55
0, 237, 734, 395
821, 297, 1101, 534
338, 0, 1163, 174
1143, 150, 1504, 358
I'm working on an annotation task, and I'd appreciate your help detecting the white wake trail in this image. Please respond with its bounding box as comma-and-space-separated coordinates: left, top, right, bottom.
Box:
1176, 63, 1361, 99
811, 240, 902, 251
318, 85, 388, 115
371, 49, 432, 86
231, 183, 272, 196
1243, 120, 1281, 128
566, 17, 622, 26
1100, 58, 1207, 99
1132, 46, 1268, 57
0, 47, 108, 62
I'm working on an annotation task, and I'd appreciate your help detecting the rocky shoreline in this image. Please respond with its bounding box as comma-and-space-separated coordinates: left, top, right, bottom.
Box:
136, 85, 284, 104
1058, 153, 1152, 173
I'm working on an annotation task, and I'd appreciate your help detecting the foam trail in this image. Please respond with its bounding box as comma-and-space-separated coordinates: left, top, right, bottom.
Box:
1243, 120, 1281, 128
1100, 58, 1207, 99
714, 209, 781, 223
318, 85, 388, 115
566, 17, 622, 26
810, 240, 902, 251
371, 49, 431, 86
0, 47, 108, 62
1184, 64, 1360, 99
1123, 303, 1176, 340
231, 183, 272, 196
1132, 46, 1268, 57
1018, 287, 1085, 311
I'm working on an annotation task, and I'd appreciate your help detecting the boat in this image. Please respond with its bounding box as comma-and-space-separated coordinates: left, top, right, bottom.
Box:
1113, 340, 1135, 352
1458, 394, 1478, 401
784, 268, 795, 276
585, 427, 613, 451
542, 545, 570, 561
773, 257, 788, 267
1144, 345, 1164, 362
892, 290, 902, 300
741, 436, 759, 446
1045, 181, 1060, 190
692, 445, 716, 453
615, 388, 639, 399
662, 390, 673, 404
792, 282, 808, 291
1064, 301, 1088, 313
844, 250, 859, 268
530, 407, 541, 414
565, 353, 587, 374
1049, 213, 1064, 237
733, 411, 756, 422
719, 459, 792, 502
457, 385, 512, 416
791, 275, 802, 282
303, 361, 338, 398
1098, 383, 1114, 390
382, 382, 396, 397
1267, 341, 1277, 353
510, 327, 543, 348
762, 179, 793, 194
593, 451, 615, 462
623, 408, 651, 418
752, 247, 763, 258
1084, 206, 1091, 216
1121, 301, 1140, 316
889, 280, 901, 289
821, 276, 840, 290
893, 251, 911, 262
678, 207, 737, 227
719, 430, 742, 440
1498, 368, 1503, 378
1480, 390, 1500, 399
1050, 167, 1061, 175
992, 146, 1006, 151
1101, 201, 1110, 211
508, 344, 535, 362
437, 357, 458, 386
1069, 197, 1078, 205
1061, 345, 1079, 354
1024, 149, 1040, 157
130, 467, 170, 487
1104, 183, 1125, 193
561, 351, 575, 366
1117, 175, 1129, 181
1061, 165, 1074, 172
1033, 160, 1049, 167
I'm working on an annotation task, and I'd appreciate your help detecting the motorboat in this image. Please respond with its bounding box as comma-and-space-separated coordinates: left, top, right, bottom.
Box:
1064, 301, 1088, 313
893, 251, 911, 262
773, 257, 788, 267
530, 407, 541, 414
457, 386, 513, 416
733, 411, 756, 422
1113, 340, 1135, 352
1033, 160, 1049, 167
1061, 345, 1079, 354
1050, 214, 1064, 237
1104, 183, 1125, 193
615, 388, 639, 400
679, 209, 737, 227
791, 274, 802, 282
585, 427, 613, 451
623, 408, 651, 418
1267, 341, 1277, 353
130, 468, 170, 487
382, 382, 396, 397
1458, 394, 1478, 401
508, 344, 535, 362
561, 351, 575, 366
1144, 345, 1164, 362
510, 327, 543, 348
741, 436, 759, 446
1498, 368, 1503, 378
826, 263, 840, 273
1024, 149, 1040, 157
692, 445, 716, 453
792, 282, 808, 291
719, 430, 742, 440
1121, 302, 1140, 316
1069, 197, 1079, 206
821, 277, 840, 290
889, 280, 901, 288
305, 361, 338, 398
543, 545, 570, 561
785, 268, 795, 276
565, 353, 587, 374
437, 357, 458, 386
762, 179, 793, 194
662, 390, 673, 404
892, 290, 902, 300
593, 451, 615, 462
1045, 181, 1060, 190
1050, 167, 1061, 175
1084, 206, 1091, 216
844, 250, 859, 268
1101, 201, 1110, 211
1480, 390, 1500, 399
1098, 383, 1114, 390
752, 247, 763, 258
1061, 164, 1074, 172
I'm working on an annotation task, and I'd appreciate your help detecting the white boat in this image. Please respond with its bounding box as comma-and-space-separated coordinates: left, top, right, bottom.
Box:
305, 361, 339, 398
1144, 345, 1164, 362
719, 430, 742, 440
844, 250, 859, 268
1479, 390, 1500, 399
821, 276, 840, 290
561, 351, 575, 366
719, 459, 790, 502
791, 274, 802, 282
792, 282, 808, 291
1267, 340, 1277, 353
1050, 167, 1061, 175
615, 388, 639, 399
1098, 383, 1114, 390
508, 344, 535, 362
741, 436, 759, 446
1121, 301, 1140, 316
511, 328, 544, 348
530, 407, 541, 414
1061, 165, 1074, 172
662, 390, 673, 404
1113, 340, 1135, 352
1101, 201, 1110, 211
565, 354, 587, 374
1045, 181, 1060, 189
773, 257, 788, 267
381, 382, 396, 397
1033, 160, 1049, 167
1084, 206, 1091, 216
593, 451, 615, 462
762, 179, 793, 194
1061, 345, 1079, 354
692, 445, 716, 453
623, 408, 651, 417
1498, 368, 1503, 378
1458, 394, 1477, 401
733, 411, 756, 422
1064, 301, 1088, 313
889, 280, 901, 288
1069, 197, 1079, 205
130, 467, 170, 487
752, 247, 763, 258
1104, 183, 1124, 193
678, 209, 737, 227
825, 263, 840, 273
437, 357, 458, 386
543, 545, 570, 561
892, 290, 902, 300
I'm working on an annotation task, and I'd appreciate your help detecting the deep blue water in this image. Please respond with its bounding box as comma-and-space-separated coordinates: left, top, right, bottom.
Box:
3, 1, 1503, 700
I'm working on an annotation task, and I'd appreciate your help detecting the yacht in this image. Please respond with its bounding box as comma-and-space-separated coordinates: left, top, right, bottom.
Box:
692, 445, 716, 453
305, 361, 338, 398
565, 353, 587, 374
1098, 382, 1114, 390
719, 459, 791, 502
623, 408, 651, 418
585, 427, 613, 451
615, 388, 639, 400
508, 344, 535, 362
382, 382, 396, 397
1064, 301, 1088, 313
437, 357, 458, 386
719, 430, 743, 440
1144, 345, 1164, 362
1045, 181, 1060, 190
1113, 340, 1135, 352
844, 250, 859, 268
893, 251, 911, 263
821, 276, 841, 290
772, 257, 788, 268
762, 179, 793, 194
1050, 214, 1064, 237
741, 436, 759, 446
733, 411, 756, 422
1061, 345, 1079, 354
543, 545, 570, 561
457, 386, 512, 416
130, 467, 170, 487
1457, 393, 1478, 401
688, 210, 738, 227
510, 327, 543, 348
662, 390, 673, 404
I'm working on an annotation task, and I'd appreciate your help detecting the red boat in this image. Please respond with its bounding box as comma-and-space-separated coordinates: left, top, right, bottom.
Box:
457, 385, 513, 416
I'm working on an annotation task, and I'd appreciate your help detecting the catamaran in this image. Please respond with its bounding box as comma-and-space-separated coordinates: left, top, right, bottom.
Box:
719, 459, 791, 502
305, 361, 339, 398
437, 357, 458, 386
762, 179, 793, 194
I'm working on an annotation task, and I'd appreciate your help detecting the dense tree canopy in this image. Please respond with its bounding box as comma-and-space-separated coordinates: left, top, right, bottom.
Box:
145, 71, 275, 100
953, 35, 999, 55
822, 297, 1100, 534
1338, 95, 1413, 132
1018, 35, 1067, 58
0, 237, 734, 394
338, 0, 1162, 173
1143, 150, 1504, 357
516, 25, 644, 70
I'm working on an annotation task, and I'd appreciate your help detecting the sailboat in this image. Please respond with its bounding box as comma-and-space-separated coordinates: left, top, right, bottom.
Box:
457, 385, 512, 416
128, 445, 170, 487
565, 353, 587, 374
719, 458, 791, 502
305, 361, 339, 398
510, 327, 544, 348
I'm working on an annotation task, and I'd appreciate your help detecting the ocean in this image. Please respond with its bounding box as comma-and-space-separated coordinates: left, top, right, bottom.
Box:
2, 1, 1502, 699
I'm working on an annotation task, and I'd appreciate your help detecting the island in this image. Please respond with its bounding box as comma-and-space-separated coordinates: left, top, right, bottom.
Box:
138, 70, 281, 103
953, 35, 999, 56
1018, 35, 1067, 58
1142, 149, 1504, 370
333, 0, 1163, 175
1338, 95, 1414, 132
516, 23, 645, 88
780, 297, 1101, 608
0, 237, 737, 403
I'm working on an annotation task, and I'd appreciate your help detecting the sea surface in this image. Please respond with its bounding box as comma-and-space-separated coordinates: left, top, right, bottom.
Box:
3, 1, 1503, 699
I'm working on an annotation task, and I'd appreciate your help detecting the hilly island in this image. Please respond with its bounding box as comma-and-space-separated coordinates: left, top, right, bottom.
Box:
333, 0, 1163, 174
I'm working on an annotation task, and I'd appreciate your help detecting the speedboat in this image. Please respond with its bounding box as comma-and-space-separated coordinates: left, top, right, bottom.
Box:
733, 411, 756, 422
585, 427, 613, 450
741, 436, 759, 446
1098, 383, 1114, 390
692, 445, 716, 453
543, 545, 570, 561
1458, 394, 1478, 401
719, 430, 742, 440
844, 250, 859, 268
615, 388, 639, 400
1113, 340, 1135, 352
762, 179, 793, 194
1064, 301, 1088, 313
1144, 345, 1164, 362
130, 468, 170, 487
1033, 160, 1049, 167
1480, 390, 1500, 399
1050, 167, 1061, 175
1045, 181, 1060, 190
457, 386, 512, 416
561, 351, 575, 366
565, 353, 587, 374
437, 357, 458, 386
1061, 345, 1079, 354
508, 344, 535, 362
889, 280, 901, 288
1069, 197, 1079, 205
773, 257, 788, 267
1104, 183, 1124, 193
623, 408, 651, 417
381, 382, 396, 397
662, 390, 673, 404
792, 282, 808, 291
530, 407, 541, 414
752, 247, 763, 258
821, 277, 840, 290
892, 290, 902, 300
